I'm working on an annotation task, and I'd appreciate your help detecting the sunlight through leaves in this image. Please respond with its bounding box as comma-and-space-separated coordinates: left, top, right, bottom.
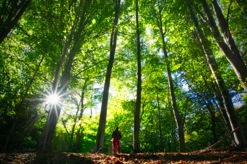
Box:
46, 93, 60, 105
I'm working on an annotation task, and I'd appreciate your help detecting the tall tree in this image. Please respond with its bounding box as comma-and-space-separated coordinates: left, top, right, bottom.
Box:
187, 0, 247, 150
156, 92, 163, 151
156, 3, 185, 152
3, 54, 45, 151
0, 0, 31, 44
38, 0, 93, 152
94, 0, 121, 153
70, 80, 88, 150
133, 0, 142, 153
235, 0, 247, 16
201, 0, 247, 92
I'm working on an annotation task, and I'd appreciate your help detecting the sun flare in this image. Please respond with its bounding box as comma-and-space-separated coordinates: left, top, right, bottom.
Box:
46, 93, 60, 105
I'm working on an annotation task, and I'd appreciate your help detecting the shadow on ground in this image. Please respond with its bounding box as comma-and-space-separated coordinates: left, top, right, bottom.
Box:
0, 151, 247, 163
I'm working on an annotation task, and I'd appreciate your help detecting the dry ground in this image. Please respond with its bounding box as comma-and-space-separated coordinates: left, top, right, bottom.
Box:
0, 151, 247, 163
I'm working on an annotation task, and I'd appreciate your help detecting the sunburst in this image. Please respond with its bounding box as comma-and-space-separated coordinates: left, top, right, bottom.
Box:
42, 87, 66, 110
46, 92, 60, 105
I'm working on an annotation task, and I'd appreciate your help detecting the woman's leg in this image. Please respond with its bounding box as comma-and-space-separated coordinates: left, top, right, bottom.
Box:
112, 139, 117, 154
117, 140, 121, 153
112, 140, 115, 154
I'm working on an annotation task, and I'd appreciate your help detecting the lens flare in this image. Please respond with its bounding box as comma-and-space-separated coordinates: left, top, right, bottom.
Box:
46, 93, 60, 105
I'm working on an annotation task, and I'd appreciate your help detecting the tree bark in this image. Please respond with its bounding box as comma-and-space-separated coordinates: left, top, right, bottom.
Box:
4, 54, 45, 151
38, 33, 71, 152
133, 0, 142, 153
211, 0, 239, 57
38, 0, 91, 152
235, 0, 247, 16
94, 0, 121, 153
211, 83, 232, 134
157, 7, 186, 152
0, 0, 32, 44
201, 0, 247, 92
156, 93, 163, 151
38, 106, 62, 152
70, 80, 87, 143
187, 0, 247, 150
206, 102, 218, 143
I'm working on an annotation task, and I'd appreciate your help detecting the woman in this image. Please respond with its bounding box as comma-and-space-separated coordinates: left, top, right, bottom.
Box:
111, 127, 122, 154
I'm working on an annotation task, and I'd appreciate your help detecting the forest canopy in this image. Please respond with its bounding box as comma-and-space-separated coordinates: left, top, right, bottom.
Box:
0, 0, 247, 154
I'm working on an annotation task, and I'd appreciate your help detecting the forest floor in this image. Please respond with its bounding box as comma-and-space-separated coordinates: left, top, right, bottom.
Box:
0, 150, 247, 164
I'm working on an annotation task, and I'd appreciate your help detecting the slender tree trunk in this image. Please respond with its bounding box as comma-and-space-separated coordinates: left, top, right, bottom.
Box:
39, 106, 62, 152
0, 0, 32, 44
70, 81, 87, 142
73, 82, 87, 152
235, 0, 247, 16
133, 0, 142, 153
52, 25, 75, 90
60, 0, 90, 89
38, 0, 91, 152
167, 65, 186, 152
187, 0, 247, 150
4, 54, 45, 151
211, 83, 233, 135
71, 99, 82, 142
94, 0, 121, 153
201, 76, 219, 143
38, 34, 71, 152
157, 7, 185, 152
79, 80, 88, 119
201, 0, 247, 92
156, 93, 163, 152
211, 0, 240, 58
206, 102, 218, 143
212, 86, 238, 145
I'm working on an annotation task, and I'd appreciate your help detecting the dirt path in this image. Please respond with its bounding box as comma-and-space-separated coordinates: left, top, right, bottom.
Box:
0, 151, 246, 163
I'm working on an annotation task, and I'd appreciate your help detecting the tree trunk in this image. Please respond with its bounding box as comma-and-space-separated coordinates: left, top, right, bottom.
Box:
201, 76, 218, 143
38, 106, 62, 152
156, 93, 163, 151
187, 0, 247, 150
94, 0, 120, 153
235, 0, 247, 16
4, 54, 45, 151
79, 80, 88, 119
133, 0, 142, 153
71, 81, 87, 152
38, 0, 91, 152
211, 83, 233, 136
38, 35, 71, 152
70, 80, 87, 144
157, 7, 186, 152
201, 0, 247, 92
206, 102, 218, 143
0, 0, 32, 44
211, 0, 239, 57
